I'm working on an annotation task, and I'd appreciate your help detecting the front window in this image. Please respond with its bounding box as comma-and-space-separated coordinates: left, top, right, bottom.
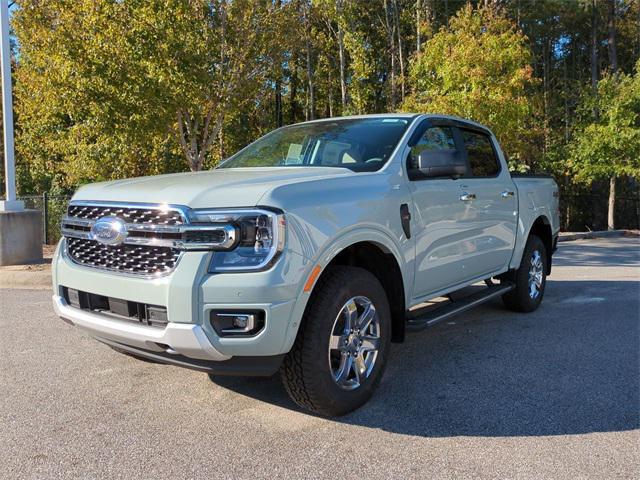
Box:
218, 117, 411, 172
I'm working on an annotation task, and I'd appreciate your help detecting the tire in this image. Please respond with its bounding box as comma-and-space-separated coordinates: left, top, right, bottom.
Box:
280, 266, 391, 416
502, 234, 547, 313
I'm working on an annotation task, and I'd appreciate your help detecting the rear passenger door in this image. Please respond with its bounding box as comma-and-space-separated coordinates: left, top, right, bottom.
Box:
456, 127, 518, 279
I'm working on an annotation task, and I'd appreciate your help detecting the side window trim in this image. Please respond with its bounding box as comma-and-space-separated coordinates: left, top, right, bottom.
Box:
407, 118, 432, 147
451, 126, 472, 178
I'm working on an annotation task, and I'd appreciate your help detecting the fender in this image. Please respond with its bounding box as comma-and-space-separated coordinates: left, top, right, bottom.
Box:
510, 213, 553, 271
278, 224, 412, 354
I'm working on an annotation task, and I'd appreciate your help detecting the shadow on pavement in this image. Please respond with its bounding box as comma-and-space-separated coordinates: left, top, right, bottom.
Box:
209, 279, 640, 437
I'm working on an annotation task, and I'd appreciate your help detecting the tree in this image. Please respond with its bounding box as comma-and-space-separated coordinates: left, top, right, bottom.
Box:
14, 0, 191, 189
569, 63, 640, 230
315, 0, 349, 111
402, 4, 540, 167
174, 1, 283, 171
9, 0, 640, 230
14, 0, 281, 190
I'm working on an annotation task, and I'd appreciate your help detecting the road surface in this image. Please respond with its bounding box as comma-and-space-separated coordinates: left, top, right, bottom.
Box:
1, 237, 638, 479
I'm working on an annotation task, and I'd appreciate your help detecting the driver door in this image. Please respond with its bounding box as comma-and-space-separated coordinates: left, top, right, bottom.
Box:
406, 120, 478, 300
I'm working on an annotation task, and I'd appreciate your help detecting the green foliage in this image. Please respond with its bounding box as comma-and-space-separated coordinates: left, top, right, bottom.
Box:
570, 62, 640, 182
403, 4, 540, 167
14, 0, 195, 190
14, 0, 280, 189
7, 0, 640, 230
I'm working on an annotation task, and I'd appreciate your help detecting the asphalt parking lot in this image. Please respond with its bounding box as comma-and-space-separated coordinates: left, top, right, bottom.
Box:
1, 237, 639, 479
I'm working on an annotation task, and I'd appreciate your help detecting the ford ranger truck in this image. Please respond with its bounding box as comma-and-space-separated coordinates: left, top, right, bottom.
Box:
53, 114, 560, 416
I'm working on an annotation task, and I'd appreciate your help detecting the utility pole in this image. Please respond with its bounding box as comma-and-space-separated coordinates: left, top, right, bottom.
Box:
0, 0, 22, 211
0, 0, 41, 267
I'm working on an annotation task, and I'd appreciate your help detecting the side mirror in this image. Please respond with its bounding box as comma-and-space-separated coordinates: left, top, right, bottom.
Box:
411, 150, 467, 179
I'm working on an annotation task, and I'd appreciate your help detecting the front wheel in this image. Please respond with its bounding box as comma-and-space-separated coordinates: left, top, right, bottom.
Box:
502, 234, 548, 312
280, 266, 391, 416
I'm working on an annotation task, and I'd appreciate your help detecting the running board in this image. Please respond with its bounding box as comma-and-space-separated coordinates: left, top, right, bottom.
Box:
406, 283, 514, 332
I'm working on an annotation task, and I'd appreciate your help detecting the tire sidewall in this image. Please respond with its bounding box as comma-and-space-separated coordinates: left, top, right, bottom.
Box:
517, 236, 547, 311
300, 267, 391, 415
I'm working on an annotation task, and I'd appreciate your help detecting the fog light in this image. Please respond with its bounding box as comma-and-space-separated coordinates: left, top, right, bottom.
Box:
210, 310, 265, 337
232, 314, 251, 329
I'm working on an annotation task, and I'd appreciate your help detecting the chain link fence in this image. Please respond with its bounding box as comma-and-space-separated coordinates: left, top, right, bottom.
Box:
17, 194, 72, 245
559, 194, 640, 232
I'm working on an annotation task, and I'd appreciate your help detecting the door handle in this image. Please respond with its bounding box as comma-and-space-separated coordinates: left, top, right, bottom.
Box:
501, 190, 515, 198
459, 192, 476, 202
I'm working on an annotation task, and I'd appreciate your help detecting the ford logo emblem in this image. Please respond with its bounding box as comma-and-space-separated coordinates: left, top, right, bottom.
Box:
90, 216, 128, 246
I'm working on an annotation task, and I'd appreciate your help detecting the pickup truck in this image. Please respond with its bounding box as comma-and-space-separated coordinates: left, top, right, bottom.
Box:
53, 114, 559, 416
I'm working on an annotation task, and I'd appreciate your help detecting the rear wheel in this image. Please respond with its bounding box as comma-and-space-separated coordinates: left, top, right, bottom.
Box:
502, 235, 547, 312
280, 266, 391, 416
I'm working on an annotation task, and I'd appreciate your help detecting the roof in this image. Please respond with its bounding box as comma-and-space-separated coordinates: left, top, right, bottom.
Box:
295, 113, 491, 132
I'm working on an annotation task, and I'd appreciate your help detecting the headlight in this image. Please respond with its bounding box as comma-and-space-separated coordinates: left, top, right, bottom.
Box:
190, 208, 285, 273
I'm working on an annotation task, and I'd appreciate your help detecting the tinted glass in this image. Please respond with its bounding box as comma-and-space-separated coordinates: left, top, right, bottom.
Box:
461, 129, 499, 176
411, 126, 456, 157
219, 118, 410, 172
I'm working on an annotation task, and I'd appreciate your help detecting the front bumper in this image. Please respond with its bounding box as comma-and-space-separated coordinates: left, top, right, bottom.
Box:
52, 239, 313, 363
53, 294, 230, 361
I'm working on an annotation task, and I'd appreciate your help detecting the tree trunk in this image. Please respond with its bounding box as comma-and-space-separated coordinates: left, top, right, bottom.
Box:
303, 2, 315, 121
417, 0, 432, 52
607, 0, 617, 73
606, 0, 617, 231
333, 0, 347, 111
328, 66, 334, 117
219, 125, 225, 162
290, 52, 299, 124
393, 0, 405, 102
608, 176, 616, 230
384, 0, 396, 109
542, 37, 549, 154
306, 37, 315, 120
563, 57, 569, 143
416, 0, 421, 52
275, 78, 283, 127
590, 0, 598, 96
176, 110, 224, 172
274, 0, 283, 127
338, 26, 347, 110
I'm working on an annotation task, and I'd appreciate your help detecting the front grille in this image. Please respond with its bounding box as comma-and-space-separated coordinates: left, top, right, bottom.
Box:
67, 237, 180, 276
67, 204, 184, 225
62, 201, 235, 276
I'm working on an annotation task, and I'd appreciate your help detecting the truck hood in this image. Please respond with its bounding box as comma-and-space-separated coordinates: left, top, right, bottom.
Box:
73, 167, 352, 209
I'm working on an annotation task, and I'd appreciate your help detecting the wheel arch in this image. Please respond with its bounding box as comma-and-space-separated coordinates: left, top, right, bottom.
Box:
526, 215, 554, 274
321, 241, 407, 343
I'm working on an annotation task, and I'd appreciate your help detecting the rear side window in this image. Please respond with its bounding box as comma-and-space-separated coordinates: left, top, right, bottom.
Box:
461, 129, 500, 177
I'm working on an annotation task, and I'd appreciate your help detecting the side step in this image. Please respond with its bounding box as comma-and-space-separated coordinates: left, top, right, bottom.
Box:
406, 283, 514, 332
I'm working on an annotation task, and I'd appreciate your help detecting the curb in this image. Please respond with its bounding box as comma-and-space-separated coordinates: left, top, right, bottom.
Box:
558, 229, 639, 242
0, 266, 52, 290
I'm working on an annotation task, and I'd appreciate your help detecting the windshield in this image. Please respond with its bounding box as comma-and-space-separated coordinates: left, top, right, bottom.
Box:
218, 117, 411, 172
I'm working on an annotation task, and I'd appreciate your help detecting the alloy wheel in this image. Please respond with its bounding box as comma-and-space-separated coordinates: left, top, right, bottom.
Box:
328, 296, 381, 390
